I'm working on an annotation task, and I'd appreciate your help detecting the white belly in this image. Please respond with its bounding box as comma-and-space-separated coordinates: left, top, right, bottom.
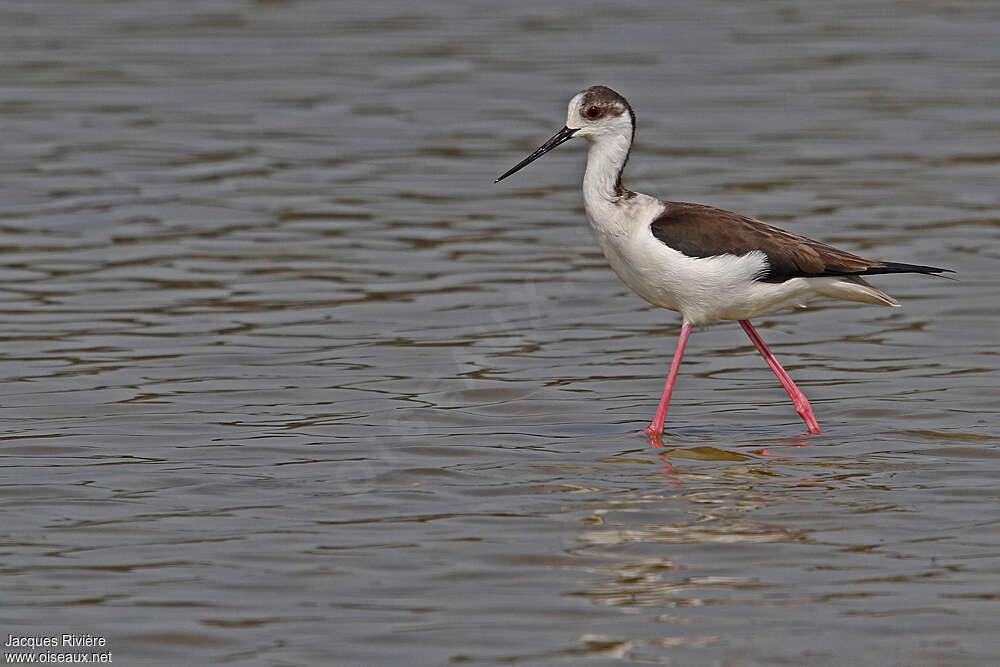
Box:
589, 212, 814, 325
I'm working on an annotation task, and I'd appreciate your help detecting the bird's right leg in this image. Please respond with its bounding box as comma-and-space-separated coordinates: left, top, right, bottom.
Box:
739, 319, 822, 434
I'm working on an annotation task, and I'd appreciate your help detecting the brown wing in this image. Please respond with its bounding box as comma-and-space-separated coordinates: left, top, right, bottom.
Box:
649, 201, 939, 283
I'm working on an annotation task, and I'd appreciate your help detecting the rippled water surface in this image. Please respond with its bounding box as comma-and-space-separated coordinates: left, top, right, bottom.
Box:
2, 1, 998, 665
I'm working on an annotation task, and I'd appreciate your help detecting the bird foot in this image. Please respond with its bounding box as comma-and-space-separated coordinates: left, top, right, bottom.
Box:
645, 427, 666, 448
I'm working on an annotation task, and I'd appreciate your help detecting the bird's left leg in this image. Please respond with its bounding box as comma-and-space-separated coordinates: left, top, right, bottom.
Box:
646, 321, 693, 441
738, 320, 822, 435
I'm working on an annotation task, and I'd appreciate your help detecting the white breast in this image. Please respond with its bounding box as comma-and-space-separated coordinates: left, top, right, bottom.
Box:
584, 196, 821, 325
577, 135, 824, 325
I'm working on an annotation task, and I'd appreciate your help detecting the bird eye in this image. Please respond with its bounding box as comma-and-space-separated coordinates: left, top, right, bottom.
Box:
585, 106, 602, 119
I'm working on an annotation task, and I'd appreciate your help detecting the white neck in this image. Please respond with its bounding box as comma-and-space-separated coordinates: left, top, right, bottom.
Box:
583, 131, 632, 204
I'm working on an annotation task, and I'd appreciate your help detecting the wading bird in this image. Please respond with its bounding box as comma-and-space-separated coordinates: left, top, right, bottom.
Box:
496, 85, 951, 438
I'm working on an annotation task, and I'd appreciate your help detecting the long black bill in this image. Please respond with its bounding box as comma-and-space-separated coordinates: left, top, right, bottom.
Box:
495, 126, 577, 183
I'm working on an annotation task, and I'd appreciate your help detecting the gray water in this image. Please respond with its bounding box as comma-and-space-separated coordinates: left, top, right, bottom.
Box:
1, 1, 998, 665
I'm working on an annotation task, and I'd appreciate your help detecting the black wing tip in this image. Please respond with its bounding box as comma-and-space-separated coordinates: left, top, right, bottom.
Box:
760, 262, 955, 284
865, 262, 955, 276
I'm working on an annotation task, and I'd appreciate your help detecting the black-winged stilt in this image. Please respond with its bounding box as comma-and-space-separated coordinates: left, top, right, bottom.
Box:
495, 85, 951, 438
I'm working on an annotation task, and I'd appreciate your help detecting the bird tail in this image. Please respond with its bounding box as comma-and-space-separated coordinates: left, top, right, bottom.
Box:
814, 276, 900, 307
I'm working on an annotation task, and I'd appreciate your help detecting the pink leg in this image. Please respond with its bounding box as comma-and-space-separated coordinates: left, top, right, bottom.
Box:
739, 320, 822, 435
645, 321, 693, 439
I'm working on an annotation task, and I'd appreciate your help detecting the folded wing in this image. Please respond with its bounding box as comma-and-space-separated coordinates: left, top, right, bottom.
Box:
649, 201, 951, 283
